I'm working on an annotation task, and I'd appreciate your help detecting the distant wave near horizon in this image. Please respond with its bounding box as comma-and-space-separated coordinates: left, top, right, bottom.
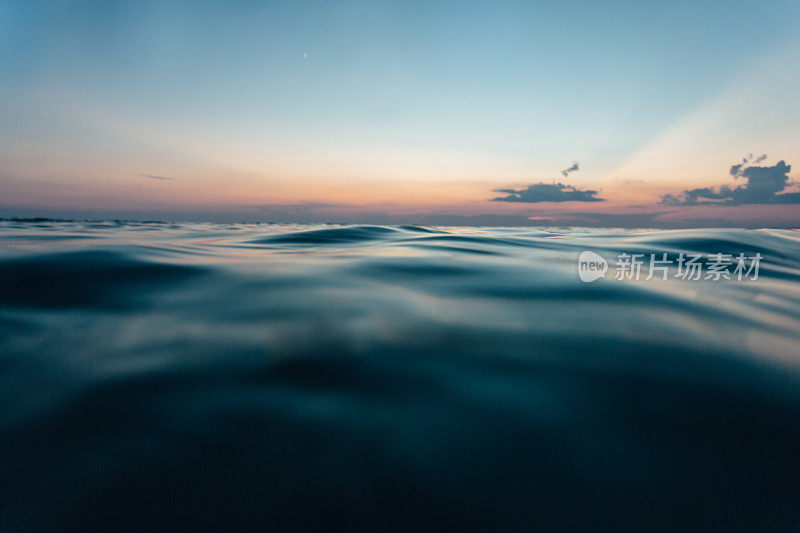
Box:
2, 221, 800, 531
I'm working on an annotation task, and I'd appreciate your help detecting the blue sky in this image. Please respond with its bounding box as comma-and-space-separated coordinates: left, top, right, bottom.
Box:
1, 1, 799, 225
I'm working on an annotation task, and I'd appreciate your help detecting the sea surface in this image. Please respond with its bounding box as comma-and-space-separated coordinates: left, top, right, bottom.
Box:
2, 220, 800, 531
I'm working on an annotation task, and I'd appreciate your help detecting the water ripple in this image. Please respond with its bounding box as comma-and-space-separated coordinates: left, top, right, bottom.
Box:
2, 221, 800, 530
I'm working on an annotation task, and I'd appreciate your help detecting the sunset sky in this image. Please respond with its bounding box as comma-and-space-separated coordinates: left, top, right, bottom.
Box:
2, 1, 799, 226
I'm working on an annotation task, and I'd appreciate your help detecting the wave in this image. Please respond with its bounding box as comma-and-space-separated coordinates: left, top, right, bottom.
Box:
1, 221, 800, 530
0, 250, 206, 310
249, 225, 402, 245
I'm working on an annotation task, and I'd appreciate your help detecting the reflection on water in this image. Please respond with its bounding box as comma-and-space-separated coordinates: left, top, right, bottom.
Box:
1, 221, 800, 531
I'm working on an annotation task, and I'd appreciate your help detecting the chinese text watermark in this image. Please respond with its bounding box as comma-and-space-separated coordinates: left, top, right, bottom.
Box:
578, 251, 761, 283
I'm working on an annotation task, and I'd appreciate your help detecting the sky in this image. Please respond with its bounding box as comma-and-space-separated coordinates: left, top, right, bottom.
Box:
1, 0, 799, 227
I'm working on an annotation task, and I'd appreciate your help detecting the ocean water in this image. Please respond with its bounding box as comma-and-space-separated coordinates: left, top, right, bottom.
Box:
1, 220, 800, 531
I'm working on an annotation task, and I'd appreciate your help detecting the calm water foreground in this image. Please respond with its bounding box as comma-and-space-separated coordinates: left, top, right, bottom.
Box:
1, 220, 800, 531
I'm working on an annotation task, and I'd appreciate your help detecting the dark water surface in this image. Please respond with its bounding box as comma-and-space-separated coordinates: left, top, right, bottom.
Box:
2, 221, 800, 531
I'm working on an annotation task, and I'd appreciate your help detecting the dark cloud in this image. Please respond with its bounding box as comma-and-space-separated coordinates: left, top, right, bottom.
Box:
729, 154, 767, 180
561, 161, 580, 178
661, 159, 800, 205
744, 153, 767, 165
493, 182, 603, 203
142, 174, 175, 181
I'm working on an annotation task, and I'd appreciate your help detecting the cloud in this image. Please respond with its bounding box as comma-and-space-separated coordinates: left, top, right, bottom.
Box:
493, 182, 603, 203
142, 174, 175, 181
493, 160, 600, 203
729, 153, 767, 179
561, 161, 580, 178
661, 158, 800, 205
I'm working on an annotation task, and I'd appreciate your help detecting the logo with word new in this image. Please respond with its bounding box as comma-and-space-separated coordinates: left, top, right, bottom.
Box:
578, 251, 608, 282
